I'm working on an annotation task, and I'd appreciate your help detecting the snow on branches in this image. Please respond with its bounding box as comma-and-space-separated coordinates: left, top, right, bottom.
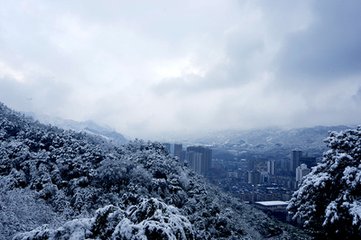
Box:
13, 198, 195, 240
288, 126, 361, 239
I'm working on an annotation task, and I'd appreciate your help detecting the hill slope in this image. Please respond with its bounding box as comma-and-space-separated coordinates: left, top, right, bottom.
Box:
0, 102, 309, 239
25, 112, 127, 145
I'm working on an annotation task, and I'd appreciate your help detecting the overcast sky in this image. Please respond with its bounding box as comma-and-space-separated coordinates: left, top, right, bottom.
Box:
0, 0, 360, 139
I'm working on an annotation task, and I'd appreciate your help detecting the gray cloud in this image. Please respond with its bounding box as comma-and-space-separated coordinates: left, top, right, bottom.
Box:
152, 23, 267, 96
352, 87, 361, 103
0, 76, 72, 116
277, 0, 361, 82
0, 0, 360, 139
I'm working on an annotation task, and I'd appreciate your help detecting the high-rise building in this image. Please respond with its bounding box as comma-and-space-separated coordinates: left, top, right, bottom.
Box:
187, 151, 203, 174
186, 146, 212, 176
260, 171, 270, 184
267, 160, 275, 175
296, 164, 310, 185
163, 143, 184, 163
247, 170, 261, 185
290, 150, 302, 174
173, 144, 183, 161
163, 143, 171, 153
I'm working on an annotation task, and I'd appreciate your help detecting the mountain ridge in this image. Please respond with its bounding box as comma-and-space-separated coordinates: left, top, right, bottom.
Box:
24, 112, 127, 145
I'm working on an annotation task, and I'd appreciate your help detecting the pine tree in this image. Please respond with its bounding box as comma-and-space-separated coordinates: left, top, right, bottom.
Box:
288, 126, 361, 239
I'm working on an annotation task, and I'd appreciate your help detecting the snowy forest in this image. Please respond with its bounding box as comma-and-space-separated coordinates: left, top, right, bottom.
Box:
0, 101, 360, 239
0, 102, 309, 239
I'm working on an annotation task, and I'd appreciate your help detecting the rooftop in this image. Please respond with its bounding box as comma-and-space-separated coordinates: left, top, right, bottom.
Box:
255, 201, 288, 206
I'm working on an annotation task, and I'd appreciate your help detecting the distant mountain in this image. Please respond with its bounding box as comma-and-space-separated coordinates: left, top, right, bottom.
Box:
25, 112, 127, 145
0, 102, 309, 239
190, 126, 353, 153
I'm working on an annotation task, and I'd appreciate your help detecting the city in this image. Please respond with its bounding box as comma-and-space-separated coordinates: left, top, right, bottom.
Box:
163, 142, 320, 220
1, 0, 360, 238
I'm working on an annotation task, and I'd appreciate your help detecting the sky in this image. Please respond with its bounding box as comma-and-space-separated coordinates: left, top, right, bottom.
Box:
0, 0, 360, 139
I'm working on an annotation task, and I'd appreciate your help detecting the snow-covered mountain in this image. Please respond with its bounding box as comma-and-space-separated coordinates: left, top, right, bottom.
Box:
25, 112, 127, 145
0, 102, 310, 239
190, 126, 353, 152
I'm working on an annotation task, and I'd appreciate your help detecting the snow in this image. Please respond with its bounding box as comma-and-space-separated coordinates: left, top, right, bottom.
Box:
323, 201, 339, 226
255, 201, 288, 206
288, 126, 361, 238
0, 101, 308, 239
348, 201, 361, 226
53, 218, 93, 240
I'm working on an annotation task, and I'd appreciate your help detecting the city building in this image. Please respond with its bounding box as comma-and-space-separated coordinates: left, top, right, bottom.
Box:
163, 143, 171, 153
186, 146, 212, 176
187, 151, 203, 173
254, 201, 289, 221
267, 160, 275, 175
255, 200, 288, 212
247, 170, 261, 185
173, 143, 183, 161
163, 143, 185, 165
290, 150, 302, 174
260, 171, 270, 184
296, 164, 311, 185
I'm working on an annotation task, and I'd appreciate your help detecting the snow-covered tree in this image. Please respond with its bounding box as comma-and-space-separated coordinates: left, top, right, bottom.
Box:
288, 126, 361, 239
0, 102, 310, 239
13, 198, 195, 240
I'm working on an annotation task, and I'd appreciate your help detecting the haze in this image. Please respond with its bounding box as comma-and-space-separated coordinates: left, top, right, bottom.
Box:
0, 0, 360, 139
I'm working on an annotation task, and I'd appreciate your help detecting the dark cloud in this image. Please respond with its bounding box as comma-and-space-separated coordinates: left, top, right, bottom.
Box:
277, 0, 361, 82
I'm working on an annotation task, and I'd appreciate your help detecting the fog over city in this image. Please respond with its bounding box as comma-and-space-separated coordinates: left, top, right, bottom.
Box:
0, 0, 360, 139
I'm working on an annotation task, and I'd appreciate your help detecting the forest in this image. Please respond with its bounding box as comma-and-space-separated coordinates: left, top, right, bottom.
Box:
0, 102, 308, 239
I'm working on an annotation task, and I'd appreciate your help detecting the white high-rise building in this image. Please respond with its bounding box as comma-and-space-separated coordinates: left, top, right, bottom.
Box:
296, 164, 310, 185
267, 160, 275, 175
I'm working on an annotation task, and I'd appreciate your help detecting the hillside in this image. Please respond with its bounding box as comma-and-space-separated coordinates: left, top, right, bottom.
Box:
25, 112, 127, 145
0, 102, 309, 239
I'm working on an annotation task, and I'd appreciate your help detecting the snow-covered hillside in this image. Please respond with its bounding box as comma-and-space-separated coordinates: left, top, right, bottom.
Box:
25, 112, 127, 145
0, 102, 309, 239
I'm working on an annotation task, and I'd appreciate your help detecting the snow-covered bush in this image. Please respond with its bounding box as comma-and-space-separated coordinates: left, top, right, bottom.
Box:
13, 198, 195, 240
113, 198, 194, 240
288, 126, 361, 239
0, 188, 64, 240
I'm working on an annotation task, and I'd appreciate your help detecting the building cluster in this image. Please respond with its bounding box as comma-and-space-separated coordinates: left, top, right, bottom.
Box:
289, 150, 314, 186
163, 143, 212, 176
163, 141, 316, 204
246, 150, 316, 189
210, 149, 318, 203
163, 143, 318, 223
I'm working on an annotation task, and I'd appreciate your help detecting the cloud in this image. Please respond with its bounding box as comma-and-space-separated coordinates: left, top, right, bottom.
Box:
277, 0, 361, 83
0, 0, 360, 139
0, 61, 26, 83
0, 75, 72, 116
352, 87, 361, 103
